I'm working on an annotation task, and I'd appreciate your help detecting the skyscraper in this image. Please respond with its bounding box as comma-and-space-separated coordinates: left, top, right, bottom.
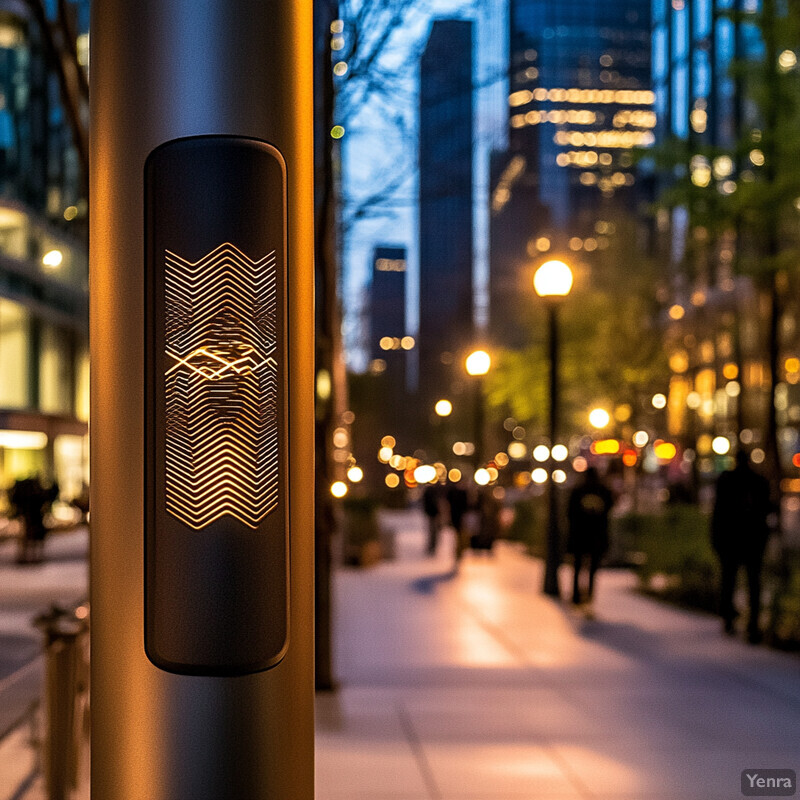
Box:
418, 18, 474, 431
369, 245, 407, 363
489, 0, 652, 347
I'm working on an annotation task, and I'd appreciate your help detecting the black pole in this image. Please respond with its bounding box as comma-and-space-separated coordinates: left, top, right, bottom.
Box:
543, 301, 561, 597
90, 2, 315, 798
473, 376, 485, 469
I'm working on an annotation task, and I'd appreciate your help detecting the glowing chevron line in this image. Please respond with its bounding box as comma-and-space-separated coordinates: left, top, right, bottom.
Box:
164, 243, 279, 530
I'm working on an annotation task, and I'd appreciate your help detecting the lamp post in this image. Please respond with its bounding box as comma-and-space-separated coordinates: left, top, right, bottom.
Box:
465, 349, 491, 469
90, 2, 314, 797
534, 260, 573, 597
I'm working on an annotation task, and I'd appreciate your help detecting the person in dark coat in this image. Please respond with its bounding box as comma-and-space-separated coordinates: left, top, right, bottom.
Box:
473, 486, 500, 553
711, 450, 772, 642
567, 467, 613, 605
10, 476, 57, 564
422, 482, 444, 556
446, 482, 469, 561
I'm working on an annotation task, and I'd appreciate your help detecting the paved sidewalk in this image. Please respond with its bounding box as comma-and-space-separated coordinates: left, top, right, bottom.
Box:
316, 510, 800, 799
4, 513, 800, 799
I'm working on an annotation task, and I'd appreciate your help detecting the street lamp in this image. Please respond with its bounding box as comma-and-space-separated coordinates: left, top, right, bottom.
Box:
465, 349, 491, 467
534, 259, 573, 597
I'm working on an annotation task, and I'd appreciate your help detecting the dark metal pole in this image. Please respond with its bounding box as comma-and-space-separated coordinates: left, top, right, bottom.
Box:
473, 376, 484, 468
90, 2, 315, 798
543, 301, 561, 597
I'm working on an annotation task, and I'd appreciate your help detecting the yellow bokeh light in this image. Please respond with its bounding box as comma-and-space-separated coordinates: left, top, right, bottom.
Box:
589, 408, 610, 429
378, 446, 393, 463
668, 304, 685, 320
531, 468, 548, 484
534, 260, 573, 297
494, 452, 510, 467
591, 439, 620, 455
330, 481, 348, 498
347, 466, 364, 483
712, 436, 731, 455
42, 249, 63, 268
448, 468, 462, 483
475, 468, 491, 486
385, 473, 400, 488
507, 441, 527, 459
465, 349, 491, 376
785, 357, 800, 374
414, 464, 437, 484
533, 445, 550, 462
723, 362, 739, 380
435, 399, 453, 417
653, 440, 677, 461
381, 435, 396, 448
614, 404, 632, 422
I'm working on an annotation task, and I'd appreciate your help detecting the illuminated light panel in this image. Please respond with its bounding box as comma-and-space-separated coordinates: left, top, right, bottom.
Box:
164, 244, 279, 530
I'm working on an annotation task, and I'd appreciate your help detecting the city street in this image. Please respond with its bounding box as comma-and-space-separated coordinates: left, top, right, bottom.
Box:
2, 513, 800, 798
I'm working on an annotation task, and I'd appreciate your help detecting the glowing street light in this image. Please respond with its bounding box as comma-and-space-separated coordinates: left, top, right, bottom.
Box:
465, 349, 491, 376
589, 407, 611, 429
534, 258, 573, 597
533, 259, 573, 297
465, 349, 491, 466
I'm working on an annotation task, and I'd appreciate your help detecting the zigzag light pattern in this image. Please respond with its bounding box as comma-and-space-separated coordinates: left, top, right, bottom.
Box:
164, 243, 279, 529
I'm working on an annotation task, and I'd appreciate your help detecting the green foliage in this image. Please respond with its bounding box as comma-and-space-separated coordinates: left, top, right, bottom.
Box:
505, 497, 546, 557
616, 505, 719, 611
484, 216, 668, 434
767, 553, 800, 649
340, 496, 380, 566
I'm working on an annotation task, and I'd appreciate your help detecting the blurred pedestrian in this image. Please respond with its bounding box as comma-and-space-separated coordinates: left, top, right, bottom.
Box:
10, 476, 57, 564
711, 450, 772, 642
472, 486, 500, 553
446, 482, 469, 561
567, 467, 613, 606
423, 482, 444, 556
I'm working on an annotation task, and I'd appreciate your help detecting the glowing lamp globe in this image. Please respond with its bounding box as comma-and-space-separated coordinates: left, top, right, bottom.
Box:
533, 259, 573, 297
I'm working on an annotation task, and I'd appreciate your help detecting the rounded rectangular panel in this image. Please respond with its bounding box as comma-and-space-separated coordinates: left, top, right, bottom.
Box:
145, 136, 289, 675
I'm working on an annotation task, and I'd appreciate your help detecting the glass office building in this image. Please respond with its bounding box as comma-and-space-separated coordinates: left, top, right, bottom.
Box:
489, 0, 652, 348
0, 1, 89, 505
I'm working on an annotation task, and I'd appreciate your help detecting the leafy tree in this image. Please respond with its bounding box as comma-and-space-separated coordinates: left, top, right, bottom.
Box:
485, 215, 668, 440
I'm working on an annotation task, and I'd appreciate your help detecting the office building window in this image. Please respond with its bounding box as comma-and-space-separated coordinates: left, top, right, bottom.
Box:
0, 298, 30, 408
39, 322, 71, 414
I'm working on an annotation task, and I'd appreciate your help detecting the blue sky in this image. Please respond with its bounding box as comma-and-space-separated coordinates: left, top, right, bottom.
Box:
340, 0, 507, 371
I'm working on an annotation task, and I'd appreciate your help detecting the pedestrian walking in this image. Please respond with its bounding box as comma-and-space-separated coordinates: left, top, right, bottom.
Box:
423, 482, 444, 556
711, 450, 772, 642
567, 467, 613, 606
472, 486, 500, 553
446, 482, 469, 561
10, 476, 58, 564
